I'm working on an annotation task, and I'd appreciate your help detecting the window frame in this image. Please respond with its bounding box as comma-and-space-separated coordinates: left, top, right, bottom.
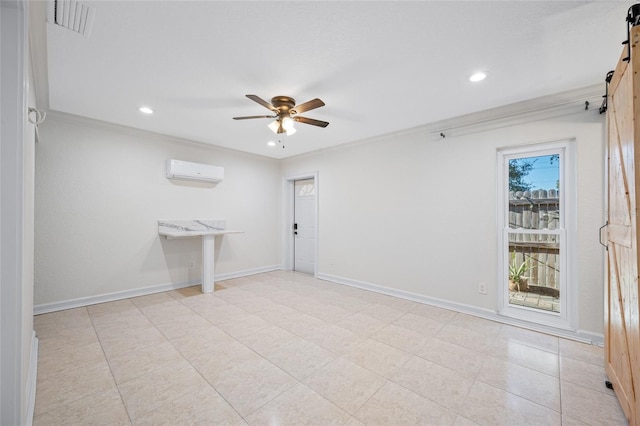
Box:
496, 139, 577, 330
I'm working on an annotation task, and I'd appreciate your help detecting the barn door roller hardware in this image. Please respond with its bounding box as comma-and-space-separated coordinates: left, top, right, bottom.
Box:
600, 70, 615, 114
622, 4, 640, 62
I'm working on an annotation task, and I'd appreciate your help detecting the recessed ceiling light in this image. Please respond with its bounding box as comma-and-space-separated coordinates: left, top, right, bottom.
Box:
139, 106, 154, 114
267, 141, 276, 147
469, 72, 487, 82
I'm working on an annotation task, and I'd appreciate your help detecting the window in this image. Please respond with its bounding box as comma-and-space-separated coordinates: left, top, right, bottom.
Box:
497, 140, 576, 329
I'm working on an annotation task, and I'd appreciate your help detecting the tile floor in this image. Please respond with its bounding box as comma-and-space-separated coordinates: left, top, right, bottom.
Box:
34, 271, 628, 425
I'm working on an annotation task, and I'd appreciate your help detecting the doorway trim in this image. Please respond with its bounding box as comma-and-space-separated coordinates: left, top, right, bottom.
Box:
282, 171, 319, 276
1, 1, 28, 424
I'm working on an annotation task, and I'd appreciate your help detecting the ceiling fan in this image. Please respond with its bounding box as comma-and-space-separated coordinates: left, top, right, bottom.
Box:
233, 94, 329, 135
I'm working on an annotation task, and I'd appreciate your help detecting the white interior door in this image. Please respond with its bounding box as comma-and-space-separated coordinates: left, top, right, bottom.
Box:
294, 179, 316, 274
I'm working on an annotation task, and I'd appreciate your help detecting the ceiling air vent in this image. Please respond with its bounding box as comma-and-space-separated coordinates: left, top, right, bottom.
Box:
50, 0, 95, 37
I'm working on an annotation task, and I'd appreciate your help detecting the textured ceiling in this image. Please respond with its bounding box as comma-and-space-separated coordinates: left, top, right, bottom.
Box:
40, 1, 629, 158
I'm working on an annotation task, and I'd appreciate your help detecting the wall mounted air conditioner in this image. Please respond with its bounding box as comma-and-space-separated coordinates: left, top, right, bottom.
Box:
166, 159, 224, 183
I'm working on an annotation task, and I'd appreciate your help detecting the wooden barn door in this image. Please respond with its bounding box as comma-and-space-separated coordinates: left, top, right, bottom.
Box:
605, 25, 640, 426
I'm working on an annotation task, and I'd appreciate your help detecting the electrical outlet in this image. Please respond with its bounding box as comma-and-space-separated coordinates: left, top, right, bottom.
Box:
478, 282, 487, 294
188, 260, 195, 269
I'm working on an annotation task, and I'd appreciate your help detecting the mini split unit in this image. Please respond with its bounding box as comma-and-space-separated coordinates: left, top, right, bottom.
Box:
166, 159, 224, 183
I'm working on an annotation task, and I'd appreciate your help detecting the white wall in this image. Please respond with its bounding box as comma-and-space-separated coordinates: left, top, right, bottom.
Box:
34, 114, 281, 307
281, 109, 605, 335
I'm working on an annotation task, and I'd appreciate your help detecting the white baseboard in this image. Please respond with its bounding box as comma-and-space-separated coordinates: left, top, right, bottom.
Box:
26, 331, 38, 426
34, 279, 200, 314
215, 265, 282, 281
33, 265, 282, 315
317, 272, 604, 346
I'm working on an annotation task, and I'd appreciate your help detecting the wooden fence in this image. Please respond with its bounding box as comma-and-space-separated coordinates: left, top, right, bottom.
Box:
508, 189, 560, 292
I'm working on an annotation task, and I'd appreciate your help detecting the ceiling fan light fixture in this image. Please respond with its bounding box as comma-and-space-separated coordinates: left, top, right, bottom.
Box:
282, 117, 296, 135
267, 120, 280, 134
282, 117, 295, 131
236, 94, 328, 136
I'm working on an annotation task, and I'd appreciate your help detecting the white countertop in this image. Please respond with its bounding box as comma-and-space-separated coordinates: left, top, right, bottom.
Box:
158, 220, 243, 239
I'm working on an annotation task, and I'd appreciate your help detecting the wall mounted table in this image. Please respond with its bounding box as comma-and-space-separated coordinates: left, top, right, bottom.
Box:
158, 220, 243, 293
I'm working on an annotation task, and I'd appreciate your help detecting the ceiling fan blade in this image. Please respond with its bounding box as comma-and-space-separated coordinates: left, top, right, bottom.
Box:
293, 116, 329, 128
292, 98, 325, 114
246, 94, 277, 112
233, 115, 275, 120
